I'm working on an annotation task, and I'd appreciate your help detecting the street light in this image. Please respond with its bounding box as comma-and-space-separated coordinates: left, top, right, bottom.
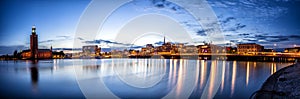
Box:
273, 43, 277, 52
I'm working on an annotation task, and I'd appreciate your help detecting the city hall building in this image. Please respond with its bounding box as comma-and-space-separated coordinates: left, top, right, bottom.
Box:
21, 26, 52, 59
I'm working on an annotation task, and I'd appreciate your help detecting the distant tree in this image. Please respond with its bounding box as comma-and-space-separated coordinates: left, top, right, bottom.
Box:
60, 51, 65, 56
13, 50, 18, 58
17, 52, 22, 59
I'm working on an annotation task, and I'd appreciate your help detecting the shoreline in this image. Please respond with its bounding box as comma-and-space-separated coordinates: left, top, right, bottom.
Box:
252, 62, 300, 98
0, 58, 298, 63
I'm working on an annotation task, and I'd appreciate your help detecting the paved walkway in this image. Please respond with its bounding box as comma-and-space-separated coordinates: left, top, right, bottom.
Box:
253, 62, 300, 98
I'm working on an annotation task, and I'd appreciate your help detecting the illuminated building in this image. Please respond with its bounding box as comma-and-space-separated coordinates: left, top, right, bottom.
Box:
52, 51, 65, 59
237, 43, 264, 54
284, 47, 300, 53
82, 45, 101, 57
21, 26, 52, 59
226, 47, 237, 53
140, 44, 154, 54
198, 44, 223, 53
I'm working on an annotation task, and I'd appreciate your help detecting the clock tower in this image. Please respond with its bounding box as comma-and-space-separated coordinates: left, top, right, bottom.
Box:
30, 25, 38, 59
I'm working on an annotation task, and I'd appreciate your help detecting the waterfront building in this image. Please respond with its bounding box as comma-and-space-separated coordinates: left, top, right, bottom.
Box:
145, 44, 154, 53
21, 26, 52, 59
226, 47, 237, 53
284, 47, 300, 53
52, 51, 65, 59
82, 45, 101, 57
162, 42, 172, 52
197, 43, 223, 53
176, 45, 195, 53
237, 43, 264, 54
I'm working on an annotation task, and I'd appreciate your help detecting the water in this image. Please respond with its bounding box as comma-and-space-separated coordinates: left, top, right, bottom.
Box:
0, 59, 293, 98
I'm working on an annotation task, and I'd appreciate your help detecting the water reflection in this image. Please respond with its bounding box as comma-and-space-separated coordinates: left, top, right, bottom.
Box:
30, 66, 38, 93
91, 59, 262, 98
175, 59, 184, 95
246, 62, 250, 86
231, 61, 237, 96
207, 60, 218, 99
0, 59, 294, 98
221, 61, 225, 93
200, 60, 206, 89
271, 63, 277, 75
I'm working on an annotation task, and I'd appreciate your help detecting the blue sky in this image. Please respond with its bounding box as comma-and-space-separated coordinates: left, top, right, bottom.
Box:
0, 0, 90, 54
0, 0, 300, 55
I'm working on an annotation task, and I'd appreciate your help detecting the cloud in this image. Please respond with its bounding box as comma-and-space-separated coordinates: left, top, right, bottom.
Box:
154, 41, 164, 45
56, 36, 71, 39
229, 40, 239, 43
222, 17, 236, 24
152, 0, 166, 8
225, 34, 232, 37
83, 39, 147, 50
39, 40, 54, 43
195, 28, 213, 36
206, 15, 247, 33
151, 0, 182, 12
0, 45, 27, 55
238, 33, 250, 36
222, 21, 247, 32
38, 35, 72, 44
243, 38, 258, 42
83, 39, 132, 46
208, 0, 289, 20
130, 45, 144, 49
232, 34, 300, 46
77, 37, 84, 40
131, 0, 183, 13
192, 16, 247, 36
221, 23, 247, 32
235, 23, 246, 30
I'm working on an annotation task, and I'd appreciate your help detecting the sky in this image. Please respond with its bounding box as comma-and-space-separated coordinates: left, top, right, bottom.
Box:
0, 0, 300, 55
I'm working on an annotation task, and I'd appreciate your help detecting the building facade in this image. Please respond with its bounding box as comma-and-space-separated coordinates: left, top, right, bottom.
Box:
197, 44, 224, 53
284, 47, 300, 53
82, 45, 101, 57
237, 43, 264, 54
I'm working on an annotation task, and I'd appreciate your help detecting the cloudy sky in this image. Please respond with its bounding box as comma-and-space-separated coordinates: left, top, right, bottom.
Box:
0, 0, 300, 55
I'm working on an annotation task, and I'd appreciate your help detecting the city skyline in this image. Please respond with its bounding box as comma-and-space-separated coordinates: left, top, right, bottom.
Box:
1, 0, 300, 55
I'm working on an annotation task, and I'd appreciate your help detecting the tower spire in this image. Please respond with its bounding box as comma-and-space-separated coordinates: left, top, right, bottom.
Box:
30, 25, 38, 59
32, 25, 36, 34
163, 34, 165, 45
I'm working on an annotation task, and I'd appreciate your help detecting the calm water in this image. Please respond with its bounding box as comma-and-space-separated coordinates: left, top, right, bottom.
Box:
0, 59, 293, 98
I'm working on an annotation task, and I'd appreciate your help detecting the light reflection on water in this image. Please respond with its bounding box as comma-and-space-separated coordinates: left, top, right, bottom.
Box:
0, 59, 293, 98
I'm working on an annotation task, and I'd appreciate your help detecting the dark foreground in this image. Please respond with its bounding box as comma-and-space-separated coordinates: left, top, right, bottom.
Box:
253, 62, 300, 98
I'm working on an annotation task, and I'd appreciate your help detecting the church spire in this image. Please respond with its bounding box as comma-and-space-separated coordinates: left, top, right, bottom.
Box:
163, 34, 165, 45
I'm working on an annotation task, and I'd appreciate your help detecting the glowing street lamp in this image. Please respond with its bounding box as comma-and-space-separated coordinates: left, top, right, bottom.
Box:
273, 43, 277, 52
